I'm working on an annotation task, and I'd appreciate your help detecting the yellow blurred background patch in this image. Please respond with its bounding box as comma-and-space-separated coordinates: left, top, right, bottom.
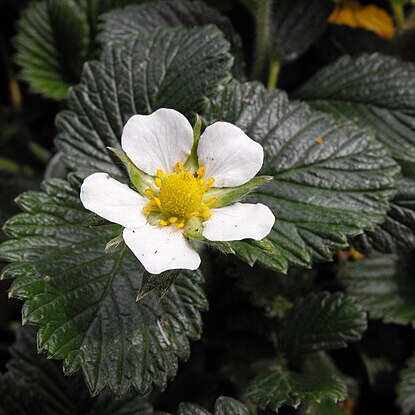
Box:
329, 0, 396, 40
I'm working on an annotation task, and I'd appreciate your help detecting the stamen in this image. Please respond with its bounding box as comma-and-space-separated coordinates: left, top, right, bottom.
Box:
203, 212, 212, 219
198, 178, 205, 186
150, 199, 158, 207
196, 166, 205, 177
209, 198, 218, 206
145, 188, 153, 197
159, 220, 168, 226
207, 177, 215, 186
177, 222, 185, 229
154, 197, 162, 209
189, 211, 200, 217
201, 204, 209, 211
157, 169, 164, 178
175, 162, 183, 171
168, 216, 178, 223
142, 206, 151, 213
155, 177, 162, 187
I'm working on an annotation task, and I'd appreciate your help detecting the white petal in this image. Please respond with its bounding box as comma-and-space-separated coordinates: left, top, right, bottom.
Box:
123, 225, 201, 274
203, 202, 275, 242
121, 108, 194, 176
80, 173, 147, 228
197, 122, 264, 187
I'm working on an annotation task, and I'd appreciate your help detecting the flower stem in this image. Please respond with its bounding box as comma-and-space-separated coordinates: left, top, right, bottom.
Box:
391, 1, 404, 30
267, 58, 280, 89
253, 0, 272, 80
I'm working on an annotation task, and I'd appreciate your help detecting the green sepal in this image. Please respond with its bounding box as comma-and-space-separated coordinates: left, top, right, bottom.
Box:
137, 269, 180, 302
82, 212, 109, 228
184, 217, 235, 254
105, 234, 124, 253
184, 114, 202, 171
107, 147, 154, 195
248, 237, 277, 255
204, 175, 273, 207
203, 240, 235, 255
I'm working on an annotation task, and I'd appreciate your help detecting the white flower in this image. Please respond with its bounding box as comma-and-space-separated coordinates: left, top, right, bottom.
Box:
80, 108, 275, 274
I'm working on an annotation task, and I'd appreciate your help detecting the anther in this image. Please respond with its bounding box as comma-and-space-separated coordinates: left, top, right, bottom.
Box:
155, 178, 162, 187
196, 167, 205, 177
203, 212, 212, 219
142, 206, 151, 213
157, 169, 164, 178
159, 220, 168, 226
145, 189, 153, 197
201, 204, 209, 211
168, 216, 178, 223
175, 162, 183, 171
153, 197, 162, 209
177, 222, 185, 229
209, 198, 218, 206
150, 199, 158, 207
189, 211, 200, 217
207, 177, 215, 186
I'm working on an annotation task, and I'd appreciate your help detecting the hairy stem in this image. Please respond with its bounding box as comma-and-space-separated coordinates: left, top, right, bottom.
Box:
253, 0, 272, 80
267, 58, 280, 89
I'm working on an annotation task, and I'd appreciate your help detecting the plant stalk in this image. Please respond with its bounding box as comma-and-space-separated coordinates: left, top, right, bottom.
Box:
267, 58, 280, 89
253, 0, 272, 80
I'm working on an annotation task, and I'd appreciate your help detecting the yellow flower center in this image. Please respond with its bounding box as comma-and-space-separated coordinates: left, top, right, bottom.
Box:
159, 171, 204, 218
142, 162, 217, 229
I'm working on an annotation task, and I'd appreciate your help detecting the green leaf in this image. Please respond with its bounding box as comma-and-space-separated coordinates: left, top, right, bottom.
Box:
270, 0, 334, 61
338, 254, 415, 326
0, 177, 208, 397
0, 327, 153, 415
15, 0, 89, 100
205, 80, 398, 271
295, 53, 415, 164
78, 0, 148, 42
0, 174, 40, 242
274, 292, 367, 356
234, 265, 316, 316
99, 0, 245, 78
397, 353, 415, 415
137, 270, 180, 301
353, 175, 415, 253
245, 364, 346, 412
56, 26, 233, 178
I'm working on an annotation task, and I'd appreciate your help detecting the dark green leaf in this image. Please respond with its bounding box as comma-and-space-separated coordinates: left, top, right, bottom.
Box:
78, 0, 148, 42
338, 254, 415, 326
245, 364, 346, 411
271, 0, 334, 61
274, 292, 367, 356
0, 177, 208, 397
0, 327, 153, 415
15, 0, 89, 100
295, 53, 415, 163
56, 26, 233, 178
397, 353, 415, 415
0, 174, 40, 242
98, 0, 245, 78
137, 270, 180, 301
234, 265, 316, 317
354, 175, 415, 253
205, 80, 398, 271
